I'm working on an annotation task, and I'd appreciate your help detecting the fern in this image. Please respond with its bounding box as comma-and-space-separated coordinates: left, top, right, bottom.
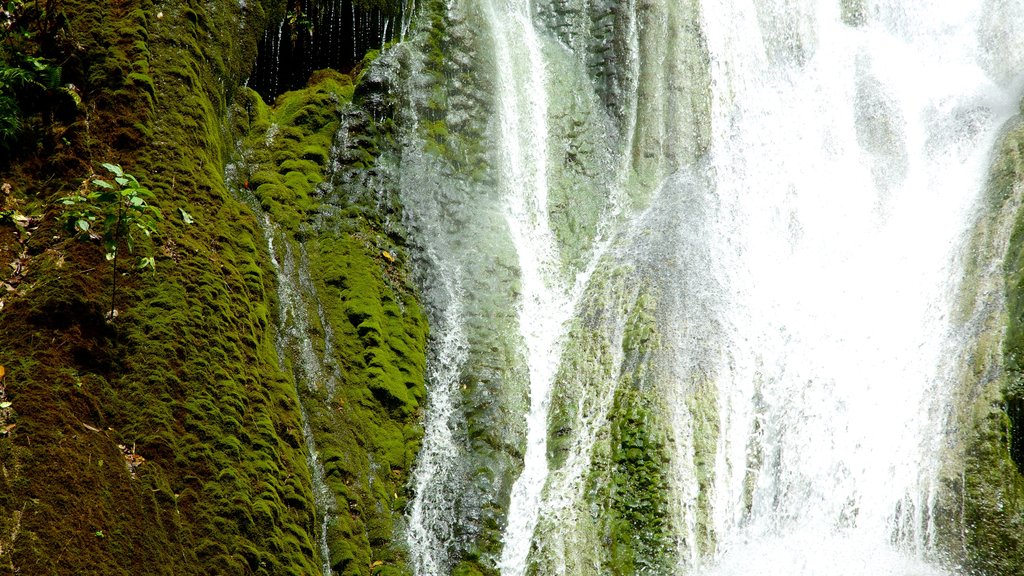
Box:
0, 1, 76, 154
0, 66, 36, 90
0, 95, 19, 145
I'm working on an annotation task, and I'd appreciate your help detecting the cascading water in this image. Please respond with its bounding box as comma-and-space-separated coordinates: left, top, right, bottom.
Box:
696, 2, 1022, 574
398, 0, 1024, 574
482, 1, 578, 572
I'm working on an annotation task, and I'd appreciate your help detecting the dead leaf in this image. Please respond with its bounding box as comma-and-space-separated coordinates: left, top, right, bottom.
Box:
119, 444, 145, 478
381, 250, 395, 263
0, 365, 5, 380
0, 424, 14, 435
82, 423, 101, 432
370, 560, 384, 569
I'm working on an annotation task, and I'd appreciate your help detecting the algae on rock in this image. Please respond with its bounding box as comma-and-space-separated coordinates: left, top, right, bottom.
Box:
230, 62, 430, 575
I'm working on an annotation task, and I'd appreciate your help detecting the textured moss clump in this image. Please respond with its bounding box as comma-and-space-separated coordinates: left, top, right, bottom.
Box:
595, 292, 678, 575
529, 268, 689, 574
232, 67, 428, 575
967, 113, 1024, 575
0, 0, 341, 574
998, 119, 1024, 397
599, 383, 675, 574
304, 230, 428, 575
233, 71, 354, 231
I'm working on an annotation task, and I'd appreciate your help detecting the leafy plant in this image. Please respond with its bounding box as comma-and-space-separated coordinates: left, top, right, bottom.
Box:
0, 0, 78, 152
60, 163, 161, 317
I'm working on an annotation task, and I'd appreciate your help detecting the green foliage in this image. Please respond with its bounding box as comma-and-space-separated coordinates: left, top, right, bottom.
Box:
59, 162, 161, 319
0, 0, 79, 153
0, 0, 335, 574
0, 0, 428, 573
60, 163, 161, 267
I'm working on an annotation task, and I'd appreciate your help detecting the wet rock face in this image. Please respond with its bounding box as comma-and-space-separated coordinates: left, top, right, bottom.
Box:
928, 113, 1024, 576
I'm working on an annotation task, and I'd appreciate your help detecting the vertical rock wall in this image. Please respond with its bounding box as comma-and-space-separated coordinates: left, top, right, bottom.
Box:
0, 0, 428, 575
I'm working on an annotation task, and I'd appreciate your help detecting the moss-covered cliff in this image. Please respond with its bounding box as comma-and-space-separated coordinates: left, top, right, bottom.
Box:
963, 106, 1024, 576
931, 101, 1024, 576
0, 1, 426, 574
2, 1, 1024, 575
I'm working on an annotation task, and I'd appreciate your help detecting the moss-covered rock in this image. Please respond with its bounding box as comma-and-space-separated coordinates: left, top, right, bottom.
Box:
933, 109, 1024, 576
0, 0, 428, 574
230, 64, 428, 575
0, 0, 330, 572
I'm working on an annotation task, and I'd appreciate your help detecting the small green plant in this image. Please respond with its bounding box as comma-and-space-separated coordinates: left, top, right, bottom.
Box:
60, 163, 161, 318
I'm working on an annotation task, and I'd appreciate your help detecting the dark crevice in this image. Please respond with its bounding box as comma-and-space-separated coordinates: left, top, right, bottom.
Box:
1008, 397, 1024, 473
249, 0, 404, 100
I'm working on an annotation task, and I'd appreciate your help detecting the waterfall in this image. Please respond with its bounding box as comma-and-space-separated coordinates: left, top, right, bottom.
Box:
399, 0, 1024, 574
483, 1, 575, 572
406, 252, 470, 576
698, 1, 1021, 573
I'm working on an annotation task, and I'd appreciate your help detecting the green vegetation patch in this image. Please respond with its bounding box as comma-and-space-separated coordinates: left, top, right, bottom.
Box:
232, 64, 428, 575
0, 0, 333, 573
932, 112, 1024, 575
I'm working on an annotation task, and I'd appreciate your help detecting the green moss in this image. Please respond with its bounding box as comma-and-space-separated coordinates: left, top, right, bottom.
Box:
295, 229, 427, 575
932, 112, 1024, 576
452, 560, 492, 576
527, 267, 692, 574
0, 0, 350, 573
599, 382, 675, 575
231, 72, 352, 232
227, 50, 429, 573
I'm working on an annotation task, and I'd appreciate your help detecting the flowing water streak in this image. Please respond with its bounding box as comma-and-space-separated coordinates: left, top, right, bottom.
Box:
248, 210, 335, 575
300, 406, 335, 576
695, 1, 1022, 574
406, 255, 470, 575
483, 1, 578, 573
400, 0, 417, 40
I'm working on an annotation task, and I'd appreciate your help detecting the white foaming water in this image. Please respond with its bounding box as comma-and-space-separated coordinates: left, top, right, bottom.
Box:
400, 0, 1024, 573
484, 1, 576, 573
406, 257, 469, 576
697, 0, 1022, 574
